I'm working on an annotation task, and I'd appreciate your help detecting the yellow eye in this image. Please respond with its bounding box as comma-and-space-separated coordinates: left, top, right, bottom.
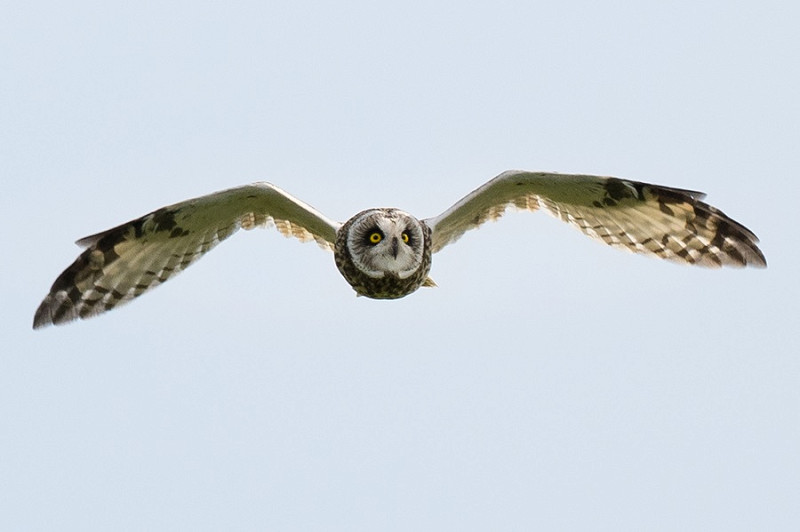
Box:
369, 232, 382, 244
401, 233, 409, 243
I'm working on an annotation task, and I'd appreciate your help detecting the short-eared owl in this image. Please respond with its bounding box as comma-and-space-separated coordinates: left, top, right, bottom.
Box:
33, 170, 766, 328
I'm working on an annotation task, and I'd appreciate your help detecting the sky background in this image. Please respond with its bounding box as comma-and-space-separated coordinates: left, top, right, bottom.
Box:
2, 1, 798, 530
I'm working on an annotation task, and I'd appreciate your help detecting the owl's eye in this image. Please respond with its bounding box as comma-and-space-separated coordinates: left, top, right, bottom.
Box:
368, 232, 382, 244
401, 232, 410, 243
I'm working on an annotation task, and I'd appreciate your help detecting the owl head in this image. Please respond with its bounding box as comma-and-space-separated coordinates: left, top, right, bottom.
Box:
334, 208, 433, 299
344, 208, 426, 278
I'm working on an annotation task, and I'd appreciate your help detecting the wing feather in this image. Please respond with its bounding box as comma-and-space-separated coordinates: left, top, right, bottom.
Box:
423, 170, 766, 268
33, 183, 340, 328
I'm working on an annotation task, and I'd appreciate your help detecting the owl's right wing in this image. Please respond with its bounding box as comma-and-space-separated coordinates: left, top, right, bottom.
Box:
423, 170, 766, 267
34, 182, 341, 329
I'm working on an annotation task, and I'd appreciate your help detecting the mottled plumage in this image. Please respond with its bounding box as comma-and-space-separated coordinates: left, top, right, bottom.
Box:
34, 171, 766, 328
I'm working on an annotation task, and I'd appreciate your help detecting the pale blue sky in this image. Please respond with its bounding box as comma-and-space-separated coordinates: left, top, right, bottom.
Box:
2, 1, 798, 530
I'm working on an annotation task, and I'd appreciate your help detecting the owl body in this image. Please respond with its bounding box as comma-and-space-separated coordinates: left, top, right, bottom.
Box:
33, 170, 766, 328
334, 209, 433, 299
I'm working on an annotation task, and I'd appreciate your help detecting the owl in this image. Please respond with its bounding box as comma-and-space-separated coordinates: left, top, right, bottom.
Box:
33, 170, 766, 328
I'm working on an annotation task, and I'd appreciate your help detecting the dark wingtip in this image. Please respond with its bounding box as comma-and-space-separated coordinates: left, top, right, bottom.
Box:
32, 299, 53, 330
32, 292, 81, 330
750, 247, 768, 268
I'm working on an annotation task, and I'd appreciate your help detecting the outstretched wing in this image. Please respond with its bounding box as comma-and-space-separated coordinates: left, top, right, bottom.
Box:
33, 183, 340, 329
423, 170, 766, 267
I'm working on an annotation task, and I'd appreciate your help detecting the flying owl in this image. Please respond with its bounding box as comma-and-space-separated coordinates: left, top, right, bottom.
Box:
33, 170, 766, 328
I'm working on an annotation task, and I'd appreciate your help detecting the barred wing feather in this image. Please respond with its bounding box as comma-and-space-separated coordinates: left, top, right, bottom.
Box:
424, 170, 766, 268
33, 183, 340, 328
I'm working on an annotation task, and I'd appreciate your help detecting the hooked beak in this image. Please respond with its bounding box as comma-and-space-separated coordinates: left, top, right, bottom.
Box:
391, 236, 399, 258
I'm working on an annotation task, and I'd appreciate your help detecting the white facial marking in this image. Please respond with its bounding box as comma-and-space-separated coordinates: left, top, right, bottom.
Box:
347, 210, 424, 279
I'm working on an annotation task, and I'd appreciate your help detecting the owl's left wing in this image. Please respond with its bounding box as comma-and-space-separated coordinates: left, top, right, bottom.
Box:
34, 182, 341, 329
423, 170, 766, 267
